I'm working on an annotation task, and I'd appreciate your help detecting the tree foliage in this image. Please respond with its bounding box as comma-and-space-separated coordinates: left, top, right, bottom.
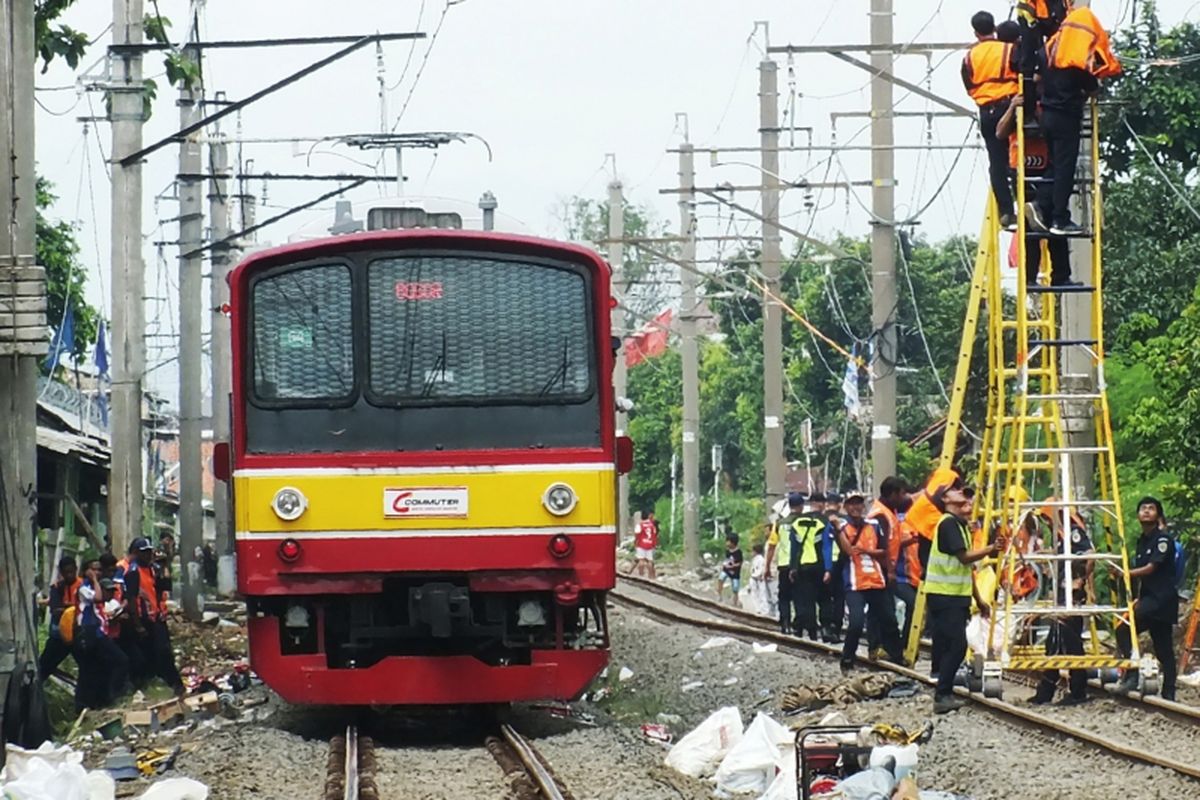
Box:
37, 179, 99, 360
35, 0, 88, 72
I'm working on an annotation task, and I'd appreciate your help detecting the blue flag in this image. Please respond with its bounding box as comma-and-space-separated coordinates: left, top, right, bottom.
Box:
95, 320, 110, 428
43, 303, 75, 373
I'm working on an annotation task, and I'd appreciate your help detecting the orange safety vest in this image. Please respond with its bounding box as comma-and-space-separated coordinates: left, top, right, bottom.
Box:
60, 576, 81, 607
841, 519, 887, 592
897, 519, 923, 588
906, 467, 963, 542
964, 40, 1018, 106
1047, 7, 1122, 78
868, 500, 902, 580
1017, 0, 1071, 24
127, 562, 165, 622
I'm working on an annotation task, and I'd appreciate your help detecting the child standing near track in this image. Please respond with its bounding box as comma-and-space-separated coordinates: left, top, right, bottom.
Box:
717, 533, 745, 608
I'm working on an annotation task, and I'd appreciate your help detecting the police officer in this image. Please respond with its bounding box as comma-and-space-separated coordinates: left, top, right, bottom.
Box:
926, 487, 1004, 714
820, 492, 846, 643
963, 10, 1020, 229
791, 496, 831, 641
1112, 497, 1178, 700
765, 493, 804, 634
1031, 510, 1093, 705
124, 537, 185, 697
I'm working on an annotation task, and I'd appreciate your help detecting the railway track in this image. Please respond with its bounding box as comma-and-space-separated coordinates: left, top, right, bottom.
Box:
614, 574, 1200, 783
324, 724, 377, 800
323, 717, 572, 800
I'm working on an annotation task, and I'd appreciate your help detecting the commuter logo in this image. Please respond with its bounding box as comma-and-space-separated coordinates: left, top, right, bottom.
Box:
383, 487, 469, 518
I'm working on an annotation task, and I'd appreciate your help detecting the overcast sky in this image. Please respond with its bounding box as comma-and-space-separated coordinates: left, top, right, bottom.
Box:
33, 0, 1192, 403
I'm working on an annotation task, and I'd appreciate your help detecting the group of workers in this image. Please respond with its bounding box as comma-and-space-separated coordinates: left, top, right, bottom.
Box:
766, 483, 927, 673
765, 465, 1184, 714
963, 1, 1120, 285
38, 535, 185, 712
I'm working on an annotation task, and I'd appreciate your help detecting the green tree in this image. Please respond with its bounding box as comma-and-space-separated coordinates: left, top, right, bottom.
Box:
35, 0, 88, 71
37, 179, 99, 361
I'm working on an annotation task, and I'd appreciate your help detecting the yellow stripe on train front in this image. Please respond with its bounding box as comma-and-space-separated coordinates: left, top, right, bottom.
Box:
234, 467, 615, 533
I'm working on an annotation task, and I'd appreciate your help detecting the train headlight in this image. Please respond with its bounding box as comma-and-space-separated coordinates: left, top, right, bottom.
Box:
272, 486, 308, 521
542, 483, 578, 516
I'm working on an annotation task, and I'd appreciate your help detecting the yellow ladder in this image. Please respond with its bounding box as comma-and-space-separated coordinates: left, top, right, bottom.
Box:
906, 95, 1154, 696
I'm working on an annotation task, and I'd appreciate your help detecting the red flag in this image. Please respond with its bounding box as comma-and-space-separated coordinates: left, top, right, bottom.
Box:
626, 309, 673, 368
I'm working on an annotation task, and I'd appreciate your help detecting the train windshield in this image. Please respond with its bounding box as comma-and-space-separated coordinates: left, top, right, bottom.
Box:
366, 255, 593, 404
244, 248, 603, 454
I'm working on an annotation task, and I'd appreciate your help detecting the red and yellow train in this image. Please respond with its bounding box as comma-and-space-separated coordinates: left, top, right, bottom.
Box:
220, 225, 625, 704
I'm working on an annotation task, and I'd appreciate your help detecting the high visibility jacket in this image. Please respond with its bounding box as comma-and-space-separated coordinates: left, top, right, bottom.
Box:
1017, 0, 1070, 26
907, 467, 962, 542
963, 41, 1019, 106
926, 513, 974, 597
126, 562, 166, 622
840, 519, 887, 591
1048, 7, 1121, 79
868, 500, 901, 579
895, 518, 922, 588
791, 515, 826, 567
770, 521, 794, 569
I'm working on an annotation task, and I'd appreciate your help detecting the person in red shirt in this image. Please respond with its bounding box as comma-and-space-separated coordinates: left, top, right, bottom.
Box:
837, 493, 904, 672
630, 511, 659, 580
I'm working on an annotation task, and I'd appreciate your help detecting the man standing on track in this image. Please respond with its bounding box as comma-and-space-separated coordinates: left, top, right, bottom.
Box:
926, 487, 1004, 714
630, 511, 659, 580
1112, 497, 1178, 701
820, 492, 847, 643
790, 496, 832, 641
837, 493, 903, 673
766, 493, 804, 634
867, 478, 910, 659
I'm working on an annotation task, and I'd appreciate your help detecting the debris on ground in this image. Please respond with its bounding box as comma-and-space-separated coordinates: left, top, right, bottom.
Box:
618, 666, 635, 682
781, 674, 899, 713
663, 706, 743, 778
712, 712, 791, 795
640, 723, 673, 745
700, 636, 737, 650
1, 741, 115, 800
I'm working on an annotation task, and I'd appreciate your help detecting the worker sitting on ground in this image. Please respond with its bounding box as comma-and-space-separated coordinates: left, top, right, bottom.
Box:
837, 492, 903, 673
1040, 4, 1121, 236
1111, 497, 1178, 701
963, 10, 1020, 230
926, 487, 1004, 714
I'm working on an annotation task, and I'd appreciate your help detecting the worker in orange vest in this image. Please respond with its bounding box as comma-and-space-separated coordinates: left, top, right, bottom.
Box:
124, 537, 185, 697
37, 555, 82, 682
866, 477, 909, 659
962, 11, 1020, 230
837, 493, 903, 672
1041, 5, 1121, 236
906, 466, 965, 575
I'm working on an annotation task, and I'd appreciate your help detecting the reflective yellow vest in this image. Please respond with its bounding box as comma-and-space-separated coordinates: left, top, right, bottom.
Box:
925, 513, 974, 597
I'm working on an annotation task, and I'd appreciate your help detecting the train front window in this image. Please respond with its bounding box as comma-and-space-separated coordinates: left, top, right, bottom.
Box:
366, 255, 593, 403
251, 264, 354, 403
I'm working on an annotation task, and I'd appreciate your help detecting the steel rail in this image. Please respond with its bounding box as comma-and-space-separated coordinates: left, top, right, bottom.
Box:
343, 724, 359, 800
612, 579, 1200, 782
500, 724, 566, 800
620, 573, 1200, 723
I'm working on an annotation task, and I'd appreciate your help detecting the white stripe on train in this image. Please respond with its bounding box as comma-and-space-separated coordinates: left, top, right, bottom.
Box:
235, 526, 617, 541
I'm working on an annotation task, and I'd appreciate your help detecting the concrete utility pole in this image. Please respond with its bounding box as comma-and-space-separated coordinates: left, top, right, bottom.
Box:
0, 0, 46, 719
678, 142, 701, 570
607, 178, 630, 537
760, 56, 787, 509
110, 0, 147, 555
208, 133, 235, 597
177, 52, 204, 621
869, 0, 899, 488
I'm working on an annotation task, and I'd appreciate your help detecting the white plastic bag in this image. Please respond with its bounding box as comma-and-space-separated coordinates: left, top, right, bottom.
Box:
713, 713, 792, 795
1, 742, 92, 800
136, 778, 210, 800
664, 707, 744, 778
760, 745, 798, 800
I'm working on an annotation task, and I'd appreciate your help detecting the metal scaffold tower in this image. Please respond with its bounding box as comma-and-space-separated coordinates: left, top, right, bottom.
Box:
911, 95, 1158, 698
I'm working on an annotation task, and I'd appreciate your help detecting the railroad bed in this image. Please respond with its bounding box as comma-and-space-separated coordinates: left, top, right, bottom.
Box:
614, 575, 1200, 795
323, 715, 575, 800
